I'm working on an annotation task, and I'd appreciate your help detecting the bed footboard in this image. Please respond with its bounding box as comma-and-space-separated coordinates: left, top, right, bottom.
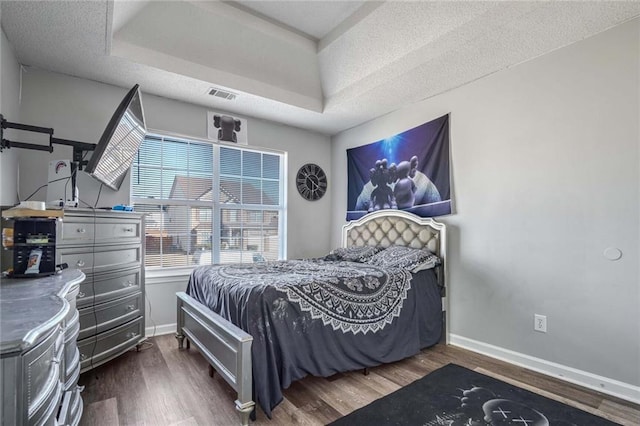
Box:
176, 292, 254, 425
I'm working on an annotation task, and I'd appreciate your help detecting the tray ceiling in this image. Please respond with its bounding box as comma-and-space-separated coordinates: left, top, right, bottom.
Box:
2, 1, 639, 135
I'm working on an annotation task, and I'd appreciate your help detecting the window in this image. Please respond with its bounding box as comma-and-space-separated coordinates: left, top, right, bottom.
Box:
131, 134, 285, 268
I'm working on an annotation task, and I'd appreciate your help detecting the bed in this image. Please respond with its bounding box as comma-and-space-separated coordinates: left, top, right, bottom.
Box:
175, 210, 447, 425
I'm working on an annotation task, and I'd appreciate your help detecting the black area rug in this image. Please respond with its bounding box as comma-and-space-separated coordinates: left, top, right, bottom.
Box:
329, 364, 617, 426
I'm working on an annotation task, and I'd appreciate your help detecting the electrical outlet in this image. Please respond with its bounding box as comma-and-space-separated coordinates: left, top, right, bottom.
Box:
534, 314, 547, 333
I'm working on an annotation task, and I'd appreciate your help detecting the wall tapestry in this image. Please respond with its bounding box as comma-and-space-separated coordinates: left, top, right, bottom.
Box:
207, 111, 248, 145
346, 114, 450, 221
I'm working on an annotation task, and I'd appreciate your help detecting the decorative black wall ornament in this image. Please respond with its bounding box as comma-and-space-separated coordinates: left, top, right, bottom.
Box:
207, 110, 248, 144
213, 115, 241, 143
296, 163, 327, 201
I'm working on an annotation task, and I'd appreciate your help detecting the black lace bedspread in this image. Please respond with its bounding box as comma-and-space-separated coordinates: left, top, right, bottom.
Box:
186, 259, 442, 417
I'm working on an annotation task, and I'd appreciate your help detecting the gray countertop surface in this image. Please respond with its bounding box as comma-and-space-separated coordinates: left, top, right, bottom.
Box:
0, 269, 85, 355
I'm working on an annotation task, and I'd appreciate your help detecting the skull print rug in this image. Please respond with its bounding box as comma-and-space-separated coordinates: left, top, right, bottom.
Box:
329, 364, 619, 426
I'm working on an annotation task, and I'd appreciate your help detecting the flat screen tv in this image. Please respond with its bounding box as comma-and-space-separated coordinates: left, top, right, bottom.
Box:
85, 84, 146, 190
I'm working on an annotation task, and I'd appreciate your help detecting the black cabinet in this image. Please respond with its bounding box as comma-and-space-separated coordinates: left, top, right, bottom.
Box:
11, 218, 58, 277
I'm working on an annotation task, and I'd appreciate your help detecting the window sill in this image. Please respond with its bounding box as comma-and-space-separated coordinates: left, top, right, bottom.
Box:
145, 266, 194, 285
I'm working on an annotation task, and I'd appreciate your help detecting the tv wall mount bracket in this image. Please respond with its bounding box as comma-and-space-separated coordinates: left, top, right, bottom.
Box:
0, 114, 95, 167
1, 114, 96, 201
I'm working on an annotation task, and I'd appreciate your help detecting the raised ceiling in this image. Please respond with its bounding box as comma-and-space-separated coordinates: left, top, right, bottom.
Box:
232, 1, 367, 40
2, 1, 639, 135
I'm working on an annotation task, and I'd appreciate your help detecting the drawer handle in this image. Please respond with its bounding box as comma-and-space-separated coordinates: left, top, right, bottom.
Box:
78, 292, 85, 298
77, 228, 86, 234
123, 281, 134, 287
126, 304, 136, 311
80, 353, 87, 361
124, 227, 134, 233
126, 332, 137, 339
76, 260, 85, 267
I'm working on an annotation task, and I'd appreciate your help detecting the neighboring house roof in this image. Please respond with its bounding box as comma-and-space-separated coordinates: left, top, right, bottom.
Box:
169, 175, 212, 200
168, 175, 275, 205
193, 222, 212, 232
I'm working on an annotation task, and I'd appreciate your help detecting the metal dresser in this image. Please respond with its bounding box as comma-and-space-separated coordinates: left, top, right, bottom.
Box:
57, 209, 145, 372
0, 269, 86, 426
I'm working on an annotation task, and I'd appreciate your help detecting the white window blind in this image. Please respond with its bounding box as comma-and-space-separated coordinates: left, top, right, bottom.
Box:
131, 134, 285, 268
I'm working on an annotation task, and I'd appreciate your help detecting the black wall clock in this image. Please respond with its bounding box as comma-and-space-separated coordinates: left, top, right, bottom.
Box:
296, 163, 327, 201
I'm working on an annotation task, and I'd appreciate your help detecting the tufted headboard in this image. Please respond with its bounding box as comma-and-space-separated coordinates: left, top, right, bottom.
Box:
342, 210, 445, 261
342, 210, 448, 342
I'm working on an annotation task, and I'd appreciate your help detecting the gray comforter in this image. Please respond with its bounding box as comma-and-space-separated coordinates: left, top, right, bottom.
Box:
186, 259, 442, 417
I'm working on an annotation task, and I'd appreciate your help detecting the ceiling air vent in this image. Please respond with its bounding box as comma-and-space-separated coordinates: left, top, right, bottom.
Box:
207, 87, 237, 101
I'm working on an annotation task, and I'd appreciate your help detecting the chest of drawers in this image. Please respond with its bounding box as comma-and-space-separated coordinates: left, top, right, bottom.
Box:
57, 209, 145, 372
0, 270, 85, 426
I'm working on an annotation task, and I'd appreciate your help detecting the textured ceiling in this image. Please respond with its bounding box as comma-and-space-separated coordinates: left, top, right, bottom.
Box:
1, 1, 639, 136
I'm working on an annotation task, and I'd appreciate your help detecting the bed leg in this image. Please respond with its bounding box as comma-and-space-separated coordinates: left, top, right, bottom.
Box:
186, 338, 191, 349
208, 364, 215, 378
236, 401, 254, 426
363, 367, 370, 376
175, 333, 185, 350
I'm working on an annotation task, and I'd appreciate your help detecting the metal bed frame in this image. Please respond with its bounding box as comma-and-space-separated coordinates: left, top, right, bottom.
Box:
176, 210, 447, 425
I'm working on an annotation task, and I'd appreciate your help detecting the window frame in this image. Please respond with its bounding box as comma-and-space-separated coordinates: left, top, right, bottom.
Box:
130, 129, 287, 272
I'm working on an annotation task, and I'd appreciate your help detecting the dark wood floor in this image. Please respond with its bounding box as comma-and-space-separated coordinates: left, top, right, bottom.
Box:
79, 334, 640, 426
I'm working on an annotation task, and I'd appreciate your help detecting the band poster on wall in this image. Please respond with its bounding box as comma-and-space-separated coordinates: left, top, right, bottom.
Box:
346, 114, 451, 221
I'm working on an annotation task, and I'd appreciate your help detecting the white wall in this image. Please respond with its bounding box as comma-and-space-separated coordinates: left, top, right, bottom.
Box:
331, 19, 640, 391
0, 27, 20, 205
16, 69, 332, 328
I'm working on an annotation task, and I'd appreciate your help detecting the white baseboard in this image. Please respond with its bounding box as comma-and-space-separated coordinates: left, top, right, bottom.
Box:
449, 334, 640, 405
145, 323, 177, 338
139, 327, 639, 403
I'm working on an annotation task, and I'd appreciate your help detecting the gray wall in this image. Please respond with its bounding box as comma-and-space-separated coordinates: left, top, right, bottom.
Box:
15, 68, 332, 328
5, 12, 638, 391
0, 27, 20, 205
331, 19, 639, 386
17, 68, 332, 259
